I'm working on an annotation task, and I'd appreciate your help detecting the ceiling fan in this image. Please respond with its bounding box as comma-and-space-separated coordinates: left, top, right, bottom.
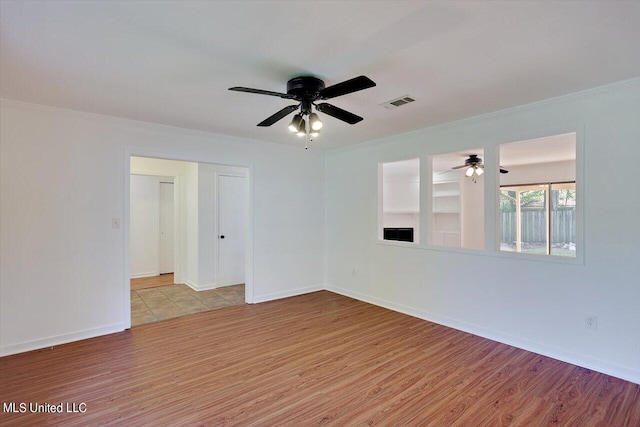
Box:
451, 154, 509, 179
228, 75, 376, 143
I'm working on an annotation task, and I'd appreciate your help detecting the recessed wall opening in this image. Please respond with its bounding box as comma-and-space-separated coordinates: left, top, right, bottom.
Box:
128, 156, 250, 326
429, 149, 485, 249
498, 132, 577, 257
378, 158, 420, 243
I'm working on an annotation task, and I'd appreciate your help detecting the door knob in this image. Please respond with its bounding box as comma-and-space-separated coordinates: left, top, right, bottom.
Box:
219, 235, 225, 239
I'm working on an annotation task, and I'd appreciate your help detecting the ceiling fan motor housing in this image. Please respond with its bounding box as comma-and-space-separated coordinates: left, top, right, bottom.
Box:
465, 155, 481, 165
286, 76, 325, 100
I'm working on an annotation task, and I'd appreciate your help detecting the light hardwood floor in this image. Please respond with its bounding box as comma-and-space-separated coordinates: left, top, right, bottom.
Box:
1, 291, 638, 426
130, 273, 175, 291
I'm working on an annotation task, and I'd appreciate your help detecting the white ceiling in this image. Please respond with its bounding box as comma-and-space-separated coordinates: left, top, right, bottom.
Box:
1, 1, 639, 150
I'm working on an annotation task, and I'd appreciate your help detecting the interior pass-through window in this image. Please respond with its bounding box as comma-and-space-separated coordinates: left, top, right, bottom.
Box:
379, 158, 420, 243
499, 133, 577, 258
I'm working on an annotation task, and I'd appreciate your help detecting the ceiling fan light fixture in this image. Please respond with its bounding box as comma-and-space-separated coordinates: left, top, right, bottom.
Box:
288, 114, 303, 133
309, 113, 323, 131
295, 119, 306, 137
475, 166, 484, 176
310, 130, 320, 138
465, 167, 474, 177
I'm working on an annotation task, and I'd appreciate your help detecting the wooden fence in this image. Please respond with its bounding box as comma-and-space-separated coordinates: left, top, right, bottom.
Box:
501, 210, 575, 243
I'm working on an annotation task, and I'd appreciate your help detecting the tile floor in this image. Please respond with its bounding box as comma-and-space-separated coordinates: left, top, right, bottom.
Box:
131, 283, 245, 326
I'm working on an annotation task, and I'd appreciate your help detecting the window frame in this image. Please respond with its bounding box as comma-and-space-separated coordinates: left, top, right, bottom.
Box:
377, 158, 421, 245
500, 181, 576, 257
374, 128, 583, 265
495, 128, 583, 265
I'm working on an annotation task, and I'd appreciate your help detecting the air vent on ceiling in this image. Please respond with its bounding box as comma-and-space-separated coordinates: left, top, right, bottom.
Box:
381, 95, 416, 109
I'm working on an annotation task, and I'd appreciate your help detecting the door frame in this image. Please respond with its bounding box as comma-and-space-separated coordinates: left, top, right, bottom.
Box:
158, 179, 176, 275
123, 150, 254, 329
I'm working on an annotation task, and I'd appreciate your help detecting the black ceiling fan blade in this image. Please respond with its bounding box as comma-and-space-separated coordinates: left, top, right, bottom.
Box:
257, 104, 300, 127
451, 165, 468, 170
229, 87, 296, 99
319, 76, 376, 99
316, 103, 363, 124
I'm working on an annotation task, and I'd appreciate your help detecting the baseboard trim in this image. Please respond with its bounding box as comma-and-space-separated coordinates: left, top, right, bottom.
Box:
326, 285, 640, 385
184, 281, 218, 291
130, 272, 159, 279
0, 323, 126, 357
253, 285, 323, 304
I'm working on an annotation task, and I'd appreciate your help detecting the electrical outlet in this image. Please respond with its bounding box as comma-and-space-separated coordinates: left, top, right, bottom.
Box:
585, 315, 597, 330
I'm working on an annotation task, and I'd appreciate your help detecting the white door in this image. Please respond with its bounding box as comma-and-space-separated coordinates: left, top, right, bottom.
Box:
159, 182, 174, 274
218, 175, 246, 286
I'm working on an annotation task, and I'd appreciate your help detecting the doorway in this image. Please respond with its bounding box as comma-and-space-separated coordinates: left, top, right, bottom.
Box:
129, 177, 175, 292
129, 174, 176, 282
127, 155, 251, 327
159, 182, 174, 274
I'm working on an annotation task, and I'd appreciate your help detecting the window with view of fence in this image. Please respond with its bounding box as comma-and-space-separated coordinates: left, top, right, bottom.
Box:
500, 183, 576, 257
499, 132, 577, 258
501, 210, 575, 244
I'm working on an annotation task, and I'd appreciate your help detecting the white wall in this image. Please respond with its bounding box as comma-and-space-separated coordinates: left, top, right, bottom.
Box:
184, 162, 199, 285
382, 176, 420, 213
130, 157, 191, 177
0, 100, 326, 356
197, 164, 216, 289
325, 79, 640, 384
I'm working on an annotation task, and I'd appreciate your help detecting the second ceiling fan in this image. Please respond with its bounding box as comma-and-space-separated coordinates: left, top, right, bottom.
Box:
228, 75, 376, 138
452, 154, 509, 179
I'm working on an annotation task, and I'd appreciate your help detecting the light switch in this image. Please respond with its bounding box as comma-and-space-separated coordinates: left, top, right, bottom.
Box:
112, 218, 120, 229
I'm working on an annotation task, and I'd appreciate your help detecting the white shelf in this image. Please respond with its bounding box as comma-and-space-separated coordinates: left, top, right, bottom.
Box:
433, 191, 460, 198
